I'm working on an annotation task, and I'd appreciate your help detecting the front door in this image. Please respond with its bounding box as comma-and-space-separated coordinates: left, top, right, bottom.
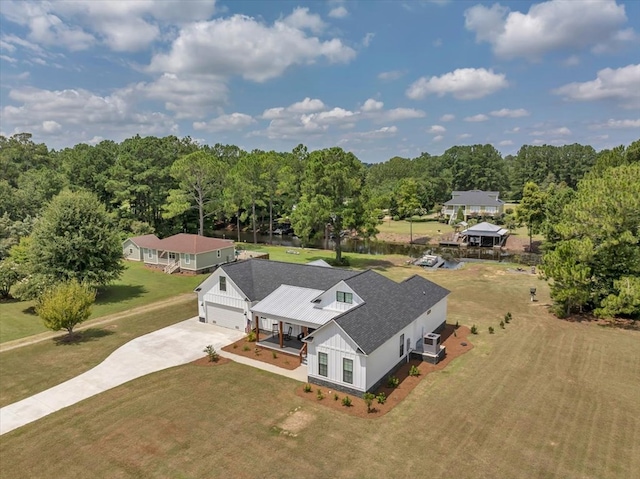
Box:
169, 252, 176, 261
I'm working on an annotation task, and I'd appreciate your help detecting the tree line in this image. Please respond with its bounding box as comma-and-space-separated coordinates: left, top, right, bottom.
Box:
0, 132, 638, 320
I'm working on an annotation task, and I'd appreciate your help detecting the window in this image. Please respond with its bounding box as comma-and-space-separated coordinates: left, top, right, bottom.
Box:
343, 358, 353, 384
336, 291, 353, 304
185, 254, 191, 264
147, 249, 153, 259
318, 352, 328, 377
219, 276, 227, 292
400, 334, 405, 357
217, 249, 221, 258
129, 248, 133, 254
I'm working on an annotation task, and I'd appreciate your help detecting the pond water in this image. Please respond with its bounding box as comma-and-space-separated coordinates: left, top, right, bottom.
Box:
212, 230, 541, 265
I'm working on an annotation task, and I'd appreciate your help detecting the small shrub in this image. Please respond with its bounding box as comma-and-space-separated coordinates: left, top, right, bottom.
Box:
316, 389, 324, 400
376, 392, 387, 404
341, 396, 352, 407
243, 345, 250, 351
363, 392, 375, 413
387, 376, 399, 388
488, 326, 495, 334
203, 345, 219, 362
505, 312, 512, 323
246, 330, 257, 342
500, 320, 505, 329
471, 324, 478, 334
232, 343, 238, 349
392, 215, 400, 221
272, 351, 278, 359
334, 392, 339, 401
409, 365, 420, 377
303, 383, 312, 393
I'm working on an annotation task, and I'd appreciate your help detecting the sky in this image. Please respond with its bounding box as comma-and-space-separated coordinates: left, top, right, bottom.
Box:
0, 0, 638, 163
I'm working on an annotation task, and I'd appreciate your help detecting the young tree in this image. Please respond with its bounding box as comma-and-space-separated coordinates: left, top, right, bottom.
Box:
291, 147, 377, 263
229, 152, 265, 244
394, 178, 423, 244
517, 182, 547, 252
29, 190, 124, 286
37, 280, 96, 336
0, 260, 22, 298
163, 150, 227, 236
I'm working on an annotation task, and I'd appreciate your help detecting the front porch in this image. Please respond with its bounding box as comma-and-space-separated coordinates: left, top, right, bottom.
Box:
257, 334, 305, 357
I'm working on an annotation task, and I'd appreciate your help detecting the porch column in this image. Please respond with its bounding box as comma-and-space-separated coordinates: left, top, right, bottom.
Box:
255, 316, 260, 342
279, 321, 284, 348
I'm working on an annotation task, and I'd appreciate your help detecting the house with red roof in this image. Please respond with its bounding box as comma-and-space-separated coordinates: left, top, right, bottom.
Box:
123, 233, 235, 274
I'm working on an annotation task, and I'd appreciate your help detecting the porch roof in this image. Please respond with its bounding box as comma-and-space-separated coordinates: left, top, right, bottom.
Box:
251, 285, 341, 327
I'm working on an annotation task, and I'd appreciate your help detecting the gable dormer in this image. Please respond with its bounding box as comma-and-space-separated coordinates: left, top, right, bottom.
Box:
314, 280, 364, 312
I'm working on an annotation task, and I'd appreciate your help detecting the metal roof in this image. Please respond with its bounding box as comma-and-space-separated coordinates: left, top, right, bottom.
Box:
444, 190, 504, 206
306, 259, 332, 268
462, 221, 509, 237
251, 285, 342, 327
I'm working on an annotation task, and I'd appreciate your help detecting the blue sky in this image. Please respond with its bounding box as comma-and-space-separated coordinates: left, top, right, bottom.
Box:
1, 0, 638, 163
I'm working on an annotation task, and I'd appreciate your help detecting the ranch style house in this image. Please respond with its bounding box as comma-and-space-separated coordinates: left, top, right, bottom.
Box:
442, 190, 505, 220
123, 233, 235, 274
196, 259, 450, 396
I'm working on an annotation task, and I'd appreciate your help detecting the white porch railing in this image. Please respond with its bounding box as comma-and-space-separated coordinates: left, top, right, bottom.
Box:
164, 259, 180, 274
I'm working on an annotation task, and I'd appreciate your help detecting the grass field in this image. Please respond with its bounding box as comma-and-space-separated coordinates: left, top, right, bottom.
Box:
0, 299, 197, 407
1, 261, 638, 478
0, 261, 204, 343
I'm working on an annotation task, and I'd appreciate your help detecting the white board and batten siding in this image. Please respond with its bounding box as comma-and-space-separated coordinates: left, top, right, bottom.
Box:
365, 296, 448, 390
307, 322, 367, 392
198, 267, 250, 331
313, 281, 363, 312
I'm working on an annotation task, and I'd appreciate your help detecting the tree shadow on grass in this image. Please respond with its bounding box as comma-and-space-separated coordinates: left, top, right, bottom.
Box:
95, 284, 147, 305
53, 327, 115, 346
22, 305, 37, 316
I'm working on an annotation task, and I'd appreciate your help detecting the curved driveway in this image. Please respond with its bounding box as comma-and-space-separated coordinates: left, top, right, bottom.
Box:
0, 318, 244, 436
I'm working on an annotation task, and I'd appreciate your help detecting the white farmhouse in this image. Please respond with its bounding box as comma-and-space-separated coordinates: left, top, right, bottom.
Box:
196, 259, 450, 396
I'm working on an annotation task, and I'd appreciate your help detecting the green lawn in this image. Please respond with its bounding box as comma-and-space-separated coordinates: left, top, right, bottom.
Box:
0, 261, 204, 343
0, 299, 197, 407
376, 217, 447, 238
1, 263, 638, 478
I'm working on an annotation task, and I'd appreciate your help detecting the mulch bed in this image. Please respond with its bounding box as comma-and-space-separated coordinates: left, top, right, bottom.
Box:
222, 338, 301, 370
192, 356, 231, 366
295, 324, 473, 418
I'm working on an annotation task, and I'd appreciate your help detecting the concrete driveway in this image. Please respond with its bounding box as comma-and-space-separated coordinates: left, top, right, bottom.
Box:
0, 318, 244, 436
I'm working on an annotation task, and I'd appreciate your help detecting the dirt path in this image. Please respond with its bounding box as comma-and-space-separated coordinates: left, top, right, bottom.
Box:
0, 293, 195, 353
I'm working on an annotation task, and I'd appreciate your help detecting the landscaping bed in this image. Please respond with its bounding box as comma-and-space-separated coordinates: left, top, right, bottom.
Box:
222, 337, 301, 370
296, 324, 472, 418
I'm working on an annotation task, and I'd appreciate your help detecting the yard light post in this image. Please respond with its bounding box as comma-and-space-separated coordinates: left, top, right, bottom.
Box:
530, 287, 537, 302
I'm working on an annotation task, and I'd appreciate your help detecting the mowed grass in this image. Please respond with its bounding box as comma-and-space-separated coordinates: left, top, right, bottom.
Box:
0, 261, 204, 343
0, 300, 197, 407
376, 217, 446, 238
1, 262, 639, 478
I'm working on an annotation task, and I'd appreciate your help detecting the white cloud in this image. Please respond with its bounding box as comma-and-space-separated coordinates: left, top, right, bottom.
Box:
553, 64, 640, 109
351, 126, 398, 140
504, 127, 520, 134
428, 125, 446, 134
0, 40, 16, 52
464, 0, 635, 61
381, 108, 425, 122
432, 135, 444, 142
42, 120, 62, 133
563, 55, 581, 67
406, 68, 508, 100
1, 85, 178, 143
498, 139, 513, 146
281, 7, 326, 34
530, 126, 571, 137
457, 133, 472, 139
147, 13, 356, 82
464, 114, 489, 122
0, 54, 17, 63
439, 114, 455, 122
288, 97, 327, 113
328, 6, 349, 19
490, 108, 530, 118
590, 118, 640, 129
193, 113, 255, 132
378, 70, 406, 81
362, 99, 384, 112
362, 32, 375, 47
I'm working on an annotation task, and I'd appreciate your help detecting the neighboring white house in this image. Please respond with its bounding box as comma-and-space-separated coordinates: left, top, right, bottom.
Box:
442, 190, 505, 221
195, 259, 450, 396
123, 233, 235, 274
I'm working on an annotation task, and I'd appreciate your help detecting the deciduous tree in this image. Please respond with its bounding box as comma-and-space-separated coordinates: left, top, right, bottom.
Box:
37, 280, 96, 336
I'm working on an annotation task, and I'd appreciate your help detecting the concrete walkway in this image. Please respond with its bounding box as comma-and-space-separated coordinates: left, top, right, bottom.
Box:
0, 318, 308, 436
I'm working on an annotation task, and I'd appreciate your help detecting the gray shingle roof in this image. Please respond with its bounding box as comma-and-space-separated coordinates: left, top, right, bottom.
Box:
334, 271, 450, 354
444, 190, 503, 206
220, 259, 359, 301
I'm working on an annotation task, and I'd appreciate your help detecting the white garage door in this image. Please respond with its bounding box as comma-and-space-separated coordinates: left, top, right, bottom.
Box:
206, 302, 246, 331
